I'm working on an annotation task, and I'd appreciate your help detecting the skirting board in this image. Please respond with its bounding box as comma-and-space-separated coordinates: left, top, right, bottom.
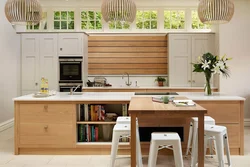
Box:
0, 118, 14, 132
245, 118, 250, 127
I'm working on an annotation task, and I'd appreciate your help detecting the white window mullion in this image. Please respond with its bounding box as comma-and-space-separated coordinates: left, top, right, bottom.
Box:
186, 8, 192, 32
158, 8, 164, 32
75, 8, 80, 31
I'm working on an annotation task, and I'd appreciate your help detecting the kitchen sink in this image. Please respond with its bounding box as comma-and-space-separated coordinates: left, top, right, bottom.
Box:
135, 92, 178, 95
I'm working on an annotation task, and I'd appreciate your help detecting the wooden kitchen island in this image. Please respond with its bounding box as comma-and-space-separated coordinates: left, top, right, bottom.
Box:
13, 92, 245, 157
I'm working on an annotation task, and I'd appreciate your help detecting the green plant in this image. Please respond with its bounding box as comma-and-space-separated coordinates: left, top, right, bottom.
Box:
155, 76, 166, 82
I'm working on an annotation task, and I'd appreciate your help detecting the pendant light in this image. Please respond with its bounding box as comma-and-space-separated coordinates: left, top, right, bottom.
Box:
101, 0, 137, 23
5, 0, 43, 25
198, 0, 234, 24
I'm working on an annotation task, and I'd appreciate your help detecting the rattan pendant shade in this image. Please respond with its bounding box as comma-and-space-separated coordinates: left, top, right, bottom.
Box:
101, 0, 137, 23
5, 0, 42, 25
198, 0, 234, 24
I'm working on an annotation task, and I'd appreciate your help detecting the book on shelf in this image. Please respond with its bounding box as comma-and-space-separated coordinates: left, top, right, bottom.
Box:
122, 104, 128, 116
152, 96, 163, 103
95, 127, 99, 141
78, 125, 99, 142
172, 100, 196, 107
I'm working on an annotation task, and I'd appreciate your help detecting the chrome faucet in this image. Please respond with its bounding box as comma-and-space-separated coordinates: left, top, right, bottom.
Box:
70, 85, 81, 95
122, 72, 132, 86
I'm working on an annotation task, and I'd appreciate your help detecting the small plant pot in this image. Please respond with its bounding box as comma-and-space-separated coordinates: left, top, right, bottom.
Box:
158, 81, 164, 87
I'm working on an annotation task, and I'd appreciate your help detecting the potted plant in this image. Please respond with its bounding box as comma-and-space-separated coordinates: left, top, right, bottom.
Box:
155, 76, 166, 86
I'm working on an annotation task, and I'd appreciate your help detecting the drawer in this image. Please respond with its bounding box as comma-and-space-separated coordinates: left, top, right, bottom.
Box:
195, 101, 240, 123
19, 104, 74, 124
217, 124, 240, 148
19, 123, 74, 147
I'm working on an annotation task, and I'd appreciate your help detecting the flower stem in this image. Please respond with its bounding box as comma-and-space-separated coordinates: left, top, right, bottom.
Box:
205, 72, 212, 95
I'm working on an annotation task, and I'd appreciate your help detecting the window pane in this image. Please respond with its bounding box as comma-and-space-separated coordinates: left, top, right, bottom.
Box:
123, 22, 130, 29
96, 12, 102, 20
54, 21, 60, 29
81, 21, 88, 29
116, 21, 122, 29
89, 21, 95, 29
136, 11, 144, 21
151, 21, 157, 29
88, 11, 95, 20
81, 11, 87, 20
68, 11, 74, 20
96, 20, 102, 29
54, 11, 60, 20
68, 21, 74, 29
61, 21, 67, 29
34, 24, 39, 30
151, 11, 157, 20
144, 21, 150, 29
144, 11, 151, 20
61, 11, 67, 20
164, 11, 171, 29
109, 21, 116, 29
136, 20, 143, 29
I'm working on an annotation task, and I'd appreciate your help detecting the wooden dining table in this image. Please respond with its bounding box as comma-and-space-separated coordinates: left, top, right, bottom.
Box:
128, 96, 207, 167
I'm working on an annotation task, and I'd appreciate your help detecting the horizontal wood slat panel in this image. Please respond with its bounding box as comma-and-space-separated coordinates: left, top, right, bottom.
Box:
89, 41, 167, 47
88, 47, 167, 53
89, 58, 168, 64
89, 53, 167, 58
89, 64, 168, 69
89, 36, 167, 41
88, 36, 168, 75
89, 69, 168, 75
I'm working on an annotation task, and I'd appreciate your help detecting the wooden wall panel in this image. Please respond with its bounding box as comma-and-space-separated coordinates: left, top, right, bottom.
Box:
88, 36, 168, 75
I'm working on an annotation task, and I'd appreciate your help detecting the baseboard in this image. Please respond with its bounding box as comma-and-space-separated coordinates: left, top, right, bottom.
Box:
245, 118, 250, 127
0, 118, 14, 132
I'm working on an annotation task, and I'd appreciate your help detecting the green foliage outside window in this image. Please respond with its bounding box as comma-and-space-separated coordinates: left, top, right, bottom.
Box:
192, 10, 211, 29
54, 11, 74, 30
81, 11, 102, 30
164, 10, 185, 29
136, 10, 157, 29
109, 21, 130, 30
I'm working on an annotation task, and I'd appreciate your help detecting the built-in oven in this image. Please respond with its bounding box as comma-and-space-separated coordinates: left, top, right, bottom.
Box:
59, 57, 82, 81
59, 82, 83, 92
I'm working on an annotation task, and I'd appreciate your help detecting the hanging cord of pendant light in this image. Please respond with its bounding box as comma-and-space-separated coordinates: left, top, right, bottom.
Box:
101, 0, 137, 23
5, 0, 43, 25
198, 0, 234, 24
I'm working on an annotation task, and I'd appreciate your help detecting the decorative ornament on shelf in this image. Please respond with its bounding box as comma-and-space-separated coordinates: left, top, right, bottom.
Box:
192, 53, 232, 95
198, 0, 234, 24
101, 0, 137, 23
5, 0, 42, 25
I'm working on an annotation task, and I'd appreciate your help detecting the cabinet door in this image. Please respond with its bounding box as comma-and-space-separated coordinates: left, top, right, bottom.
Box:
21, 34, 40, 91
169, 34, 192, 87
58, 33, 83, 56
39, 34, 58, 91
191, 34, 215, 87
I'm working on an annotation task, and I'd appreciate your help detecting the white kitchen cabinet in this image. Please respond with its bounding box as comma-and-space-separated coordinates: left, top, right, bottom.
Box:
58, 33, 83, 56
168, 34, 215, 87
21, 34, 58, 94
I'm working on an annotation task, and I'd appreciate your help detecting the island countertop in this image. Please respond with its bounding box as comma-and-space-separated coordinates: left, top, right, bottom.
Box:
13, 92, 245, 101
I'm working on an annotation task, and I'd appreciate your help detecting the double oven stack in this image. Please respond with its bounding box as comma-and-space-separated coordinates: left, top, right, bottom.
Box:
59, 57, 83, 92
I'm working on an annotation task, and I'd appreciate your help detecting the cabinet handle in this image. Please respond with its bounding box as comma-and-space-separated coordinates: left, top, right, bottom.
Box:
44, 125, 48, 130
35, 83, 38, 86
60, 48, 63, 51
188, 80, 191, 82
44, 105, 48, 111
192, 80, 195, 83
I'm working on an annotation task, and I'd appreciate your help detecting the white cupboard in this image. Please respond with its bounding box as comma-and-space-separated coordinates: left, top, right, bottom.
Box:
168, 34, 215, 87
21, 34, 58, 94
58, 33, 83, 56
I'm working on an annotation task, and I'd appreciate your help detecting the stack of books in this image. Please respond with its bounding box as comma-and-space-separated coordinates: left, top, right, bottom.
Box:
172, 100, 196, 107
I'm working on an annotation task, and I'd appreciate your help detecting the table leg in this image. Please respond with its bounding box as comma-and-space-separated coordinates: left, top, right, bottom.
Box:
198, 113, 204, 167
131, 114, 136, 167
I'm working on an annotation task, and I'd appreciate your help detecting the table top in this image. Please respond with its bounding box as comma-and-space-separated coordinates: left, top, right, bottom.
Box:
128, 97, 207, 113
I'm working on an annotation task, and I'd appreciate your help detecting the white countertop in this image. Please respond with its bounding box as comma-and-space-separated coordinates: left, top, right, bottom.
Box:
13, 92, 245, 101
82, 86, 218, 89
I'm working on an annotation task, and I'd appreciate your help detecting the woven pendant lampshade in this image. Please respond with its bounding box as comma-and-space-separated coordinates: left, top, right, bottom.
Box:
198, 0, 234, 24
101, 0, 137, 23
5, 0, 42, 25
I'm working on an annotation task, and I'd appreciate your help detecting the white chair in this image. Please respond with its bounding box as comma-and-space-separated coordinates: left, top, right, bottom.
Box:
116, 116, 132, 124
185, 116, 215, 156
191, 124, 231, 167
148, 132, 184, 167
110, 123, 143, 167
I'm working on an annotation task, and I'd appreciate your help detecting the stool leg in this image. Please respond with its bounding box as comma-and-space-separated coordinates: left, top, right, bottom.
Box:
148, 140, 158, 167
208, 137, 214, 157
110, 131, 120, 167
224, 133, 231, 167
173, 141, 184, 167
204, 136, 208, 156
136, 127, 143, 167
191, 133, 198, 167
215, 135, 225, 167
185, 122, 193, 156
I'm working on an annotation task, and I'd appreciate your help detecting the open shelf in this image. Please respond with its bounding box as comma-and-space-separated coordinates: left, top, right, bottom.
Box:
77, 121, 116, 125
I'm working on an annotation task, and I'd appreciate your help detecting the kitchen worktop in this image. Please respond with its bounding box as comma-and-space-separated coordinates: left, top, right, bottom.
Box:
13, 92, 245, 101
82, 86, 218, 89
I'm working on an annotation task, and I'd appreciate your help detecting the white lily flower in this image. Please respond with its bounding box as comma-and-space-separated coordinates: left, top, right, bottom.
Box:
217, 61, 225, 70
201, 60, 211, 70
212, 64, 221, 74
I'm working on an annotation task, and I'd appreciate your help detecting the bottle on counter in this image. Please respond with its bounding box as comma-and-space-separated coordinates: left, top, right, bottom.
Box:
44, 79, 49, 94
40, 77, 45, 93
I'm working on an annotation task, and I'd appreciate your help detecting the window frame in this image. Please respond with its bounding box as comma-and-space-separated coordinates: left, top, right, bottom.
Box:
26, 9, 48, 32
190, 8, 212, 32
80, 9, 104, 32
163, 8, 187, 31
52, 8, 76, 31
135, 8, 159, 31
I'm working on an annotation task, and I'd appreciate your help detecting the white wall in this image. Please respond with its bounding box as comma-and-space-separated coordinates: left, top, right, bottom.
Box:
219, 0, 250, 119
0, 0, 20, 123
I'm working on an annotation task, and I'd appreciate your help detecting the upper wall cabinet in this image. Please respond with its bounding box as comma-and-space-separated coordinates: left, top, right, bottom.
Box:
21, 34, 58, 94
168, 33, 215, 87
58, 33, 83, 56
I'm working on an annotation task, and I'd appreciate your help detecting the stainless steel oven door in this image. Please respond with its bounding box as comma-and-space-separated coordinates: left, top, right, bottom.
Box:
59, 57, 82, 81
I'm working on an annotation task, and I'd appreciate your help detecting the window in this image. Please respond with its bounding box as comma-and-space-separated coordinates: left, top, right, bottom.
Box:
136, 10, 158, 29
164, 10, 185, 29
54, 11, 75, 30
81, 11, 102, 30
26, 12, 48, 31
109, 21, 130, 30
191, 10, 211, 29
